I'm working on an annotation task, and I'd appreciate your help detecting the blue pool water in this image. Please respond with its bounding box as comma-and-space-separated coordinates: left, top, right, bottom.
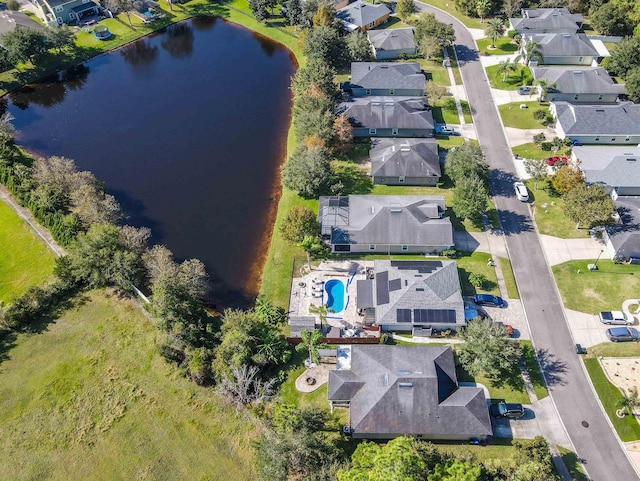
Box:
143, 10, 154, 16
325, 279, 345, 313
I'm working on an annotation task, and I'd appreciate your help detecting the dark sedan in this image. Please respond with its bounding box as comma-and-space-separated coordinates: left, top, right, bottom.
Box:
490, 402, 525, 419
606, 327, 640, 342
473, 294, 506, 308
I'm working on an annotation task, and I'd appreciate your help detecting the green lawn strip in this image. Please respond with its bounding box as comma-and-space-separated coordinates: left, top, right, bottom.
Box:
512, 142, 570, 160
377, 16, 411, 29
583, 358, 640, 442
585, 342, 640, 359
476, 37, 520, 56
446, 47, 463, 85
498, 101, 547, 129
416, 57, 451, 87
520, 341, 549, 400
523, 180, 588, 239
438, 438, 518, 463
486, 199, 499, 229
455, 251, 500, 296
419, 0, 486, 29
432, 98, 472, 125
498, 256, 519, 300
0, 199, 55, 303
557, 446, 589, 481
485, 64, 531, 90
0, 290, 260, 479
552, 261, 640, 314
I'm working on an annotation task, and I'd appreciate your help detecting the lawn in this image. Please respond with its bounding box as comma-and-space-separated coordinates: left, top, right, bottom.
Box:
438, 438, 519, 464
585, 342, 640, 359
456, 354, 530, 404
498, 101, 548, 129
512, 142, 571, 160
552, 260, 640, 314
557, 446, 589, 481
456, 251, 500, 296
583, 358, 640, 442
417, 58, 452, 87
432, 98, 473, 125
0, 199, 56, 303
498, 256, 519, 299
486, 64, 531, 90
0, 290, 260, 479
523, 180, 589, 239
446, 47, 463, 85
520, 341, 549, 400
419, 0, 486, 29
476, 37, 520, 56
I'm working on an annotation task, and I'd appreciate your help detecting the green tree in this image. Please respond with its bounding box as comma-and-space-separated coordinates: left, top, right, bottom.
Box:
396, 0, 416, 21
104, 0, 134, 26
426, 80, 448, 105
524, 157, 547, 190
551, 165, 583, 194
606, 36, 640, 78
46, 26, 75, 53
295, 328, 323, 364
495, 58, 518, 82
468, 272, 487, 288
502, 0, 523, 17
458, 318, 522, 381
533, 78, 555, 103
312, 3, 334, 26
332, 114, 354, 154
1, 28, 49, 64
298, 234, 325, 270
616, 387, 640, 416
532, 132, 546, 146
452, 175, 487, 225
284, 0, 303, 26
291, 57, 337, 100
564, 184, 615, 230
428, 460, 482, 481
590, 2, 634, 36
414, 13, 455, 47
346, 30, 372, 62
303, 25, 345, 69
624, 67, 640, 103
444, 142, 488, 185
248, 0, 272, 21
282, 144, 331, 198
309, 303, 333, 326
419, 36, 442, 61
521, 40, 541, 65
279, 205, 318, 245
293, 83, 335, 145
485, 18, 504, 48
6, 0, 19, 10
476, 0, 492, 21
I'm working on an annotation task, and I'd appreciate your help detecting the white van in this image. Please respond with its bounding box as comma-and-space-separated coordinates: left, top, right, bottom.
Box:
513, 181, 529, 201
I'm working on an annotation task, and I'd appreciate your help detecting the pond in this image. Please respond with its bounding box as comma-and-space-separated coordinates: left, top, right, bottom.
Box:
7, 17, 296, 309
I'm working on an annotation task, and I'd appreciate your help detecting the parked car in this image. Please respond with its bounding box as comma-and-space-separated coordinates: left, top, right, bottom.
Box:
473, 294, 506, 308
490, 402, 525, 418
435, 125, 455, 135
546, 156, 568, 166
606, 327, 640, 342
513, 181, 529, 202
517, 86, 531, 95
599, 311, 634, 325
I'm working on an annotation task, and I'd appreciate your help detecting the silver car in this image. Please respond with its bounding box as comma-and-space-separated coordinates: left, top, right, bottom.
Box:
599, 311, 634, 325
513, 181, 529, 202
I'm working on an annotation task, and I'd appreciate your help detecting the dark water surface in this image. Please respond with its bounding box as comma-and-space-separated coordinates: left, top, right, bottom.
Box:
7, 17, 296, 309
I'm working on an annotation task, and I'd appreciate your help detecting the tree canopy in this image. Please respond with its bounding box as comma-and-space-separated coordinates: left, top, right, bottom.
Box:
279, 205, 319, 244
414, 13, 455, 48
452, 175, 488, 225
606, 36, 640, 79
445, 143, 488, 185
564, 184, 615, 229
281, 144, 332, 198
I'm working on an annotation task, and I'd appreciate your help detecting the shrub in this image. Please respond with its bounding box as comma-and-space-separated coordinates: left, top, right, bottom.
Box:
468, 272, 487, 288
541, 142, 553, 151
533, 109, 547, 120
533, 133, 546, 146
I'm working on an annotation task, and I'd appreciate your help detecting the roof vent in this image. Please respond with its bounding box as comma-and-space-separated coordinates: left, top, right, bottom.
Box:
383, 373, 389, 386
595, 109, 605, 112
415, 288, 424, 291
390, 205, 402, 213
372, 101, 381, 106
573, 70, 583, 74
385, 102, 395, 106
627, 158, 637, 161
397, 369, 412, 375
381, 65, 389, 69
562, 34, 571, 37
400, 145, 411, 152
399, 383, 413, 388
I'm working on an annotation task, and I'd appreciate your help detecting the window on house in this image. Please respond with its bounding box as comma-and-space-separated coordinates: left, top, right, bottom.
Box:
598, 95, 603, 100
366, 89, 371, 95
595, 137, 600, 142
369, 128, 377, 135
389, 89, 395, 95
369, 21, 375, 28
55, 5, 63, 12
625, 137, 631, 142
611, 138, 616, 142
574, 95, 579, 100
402, 245, 409, 251
399, 175, 405, 183
392, 128, 398, 135
369, 244, 376, 251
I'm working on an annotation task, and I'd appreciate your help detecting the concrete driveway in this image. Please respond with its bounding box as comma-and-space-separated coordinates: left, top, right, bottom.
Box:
504, 127, 556, 147
539, 235, 605, 266
565, 309, 610, 348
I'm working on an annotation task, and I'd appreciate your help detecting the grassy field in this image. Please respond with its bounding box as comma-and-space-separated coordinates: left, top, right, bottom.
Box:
585, 342, 640, 359
523, 180, 589, 239
476, 37, 520, 56
512, 142, 571, 160
432, 98, 473, 125
0, 290, 260, 480
583, 358, 640, 442
520, 341, 549, 400
456, 357, 530, 404
557, 446, 589, 481
498, 101, 548, 129
498, 256, 519, 299
420, 0, 486, 29
438, 438, 519, 463
552, 260, 640, 314
486, 64, 531, 90
0, 199, 56, 303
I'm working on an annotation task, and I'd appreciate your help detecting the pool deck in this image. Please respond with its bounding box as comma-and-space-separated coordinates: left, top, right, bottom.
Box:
289, 260, 374, 333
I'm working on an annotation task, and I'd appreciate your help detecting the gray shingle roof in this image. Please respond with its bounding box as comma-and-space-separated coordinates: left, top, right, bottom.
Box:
351, 62, 425, 91
553, 101, 640, 136
367, 28, 416, 52
527, 33, 598, 58
607, 196, 640, 259
327, 345, 492, 438
572, 146, 640, 188
0, 11, 45, 36
337, 96, 435, 130
531, 67, 625, 95
510, 8, 582, 33
319, 195, 453, 247
288, 316, 317, 338
336, 0, 391, 28
370, 138, 440, 179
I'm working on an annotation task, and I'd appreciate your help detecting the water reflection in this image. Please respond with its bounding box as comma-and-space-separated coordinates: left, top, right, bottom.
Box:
9, 65, 90, 110
191, 15, 216, 31
161, 23, 194, 58
120, 39, 159, 66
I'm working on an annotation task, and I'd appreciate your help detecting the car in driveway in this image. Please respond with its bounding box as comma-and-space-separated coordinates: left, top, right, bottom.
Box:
513, 181, 529, 201
435, 125, 455, 135
474, 294, 506, 308
496, 321, 514, 337
606, 327, 640, 342
490, 402, 525, 418
599, 311, 634, 325
517, 86, 531, 95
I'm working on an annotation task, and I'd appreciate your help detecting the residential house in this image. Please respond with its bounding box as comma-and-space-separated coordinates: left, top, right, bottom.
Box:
0, 10, 45, 37
571, 146, 640, 195
367, 27, 417, 60
336, 0, 390, 33
509, 8, 582, 35
604, 196, 640, 262
531, 67, 625, 103
337, 97, 435, 138
550, 101, 640, 144
349, 62, 425, 97
356, 260, 465, 332
318, 195, 453, 254
328, 344, 493, 440
30, 0, 100, 25
521, 33, 598, 66
370, 138, 441, 186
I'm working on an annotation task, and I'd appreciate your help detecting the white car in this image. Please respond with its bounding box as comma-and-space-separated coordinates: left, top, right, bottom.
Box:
513, 181, 529, 201
599, 311, 634, 325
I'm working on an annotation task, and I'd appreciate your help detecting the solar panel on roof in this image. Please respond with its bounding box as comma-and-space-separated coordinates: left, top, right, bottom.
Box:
390, 260, 443, 273
413, 309, 457, 324
388, 278, 402, 291
397, 309, 412, 323
376, 271, 390, 305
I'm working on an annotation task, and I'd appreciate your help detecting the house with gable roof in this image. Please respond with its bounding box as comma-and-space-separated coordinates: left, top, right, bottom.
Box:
604, 196, 640, 263
509, 7, 582, 35
30, 0, 100, 25
318, 195, 453, 254
571, 146, 640, 196
0, 10, 45, 37
521, 33, 598, 66
370, 138, 440, 186
336, 0, 390, 32
328, 345, 492, 440
367, 27, 417, 60
531, 67, 625, 103
349, 62, 425, 97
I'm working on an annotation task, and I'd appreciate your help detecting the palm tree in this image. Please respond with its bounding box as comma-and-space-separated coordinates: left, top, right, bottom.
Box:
298, 235, 324, 270
521, 40, 541, 65
533, 78, 556, 103
496, 59, 518, 82
296, 329, 323, 365
309, 304, 333, 326
485, 18, 504, 49
616, 387, 640, 416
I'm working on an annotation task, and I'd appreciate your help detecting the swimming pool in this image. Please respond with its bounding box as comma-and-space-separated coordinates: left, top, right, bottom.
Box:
325, 279, 345, 313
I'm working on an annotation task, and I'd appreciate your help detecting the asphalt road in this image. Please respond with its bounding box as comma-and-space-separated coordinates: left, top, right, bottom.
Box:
414, 3, 640, 479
